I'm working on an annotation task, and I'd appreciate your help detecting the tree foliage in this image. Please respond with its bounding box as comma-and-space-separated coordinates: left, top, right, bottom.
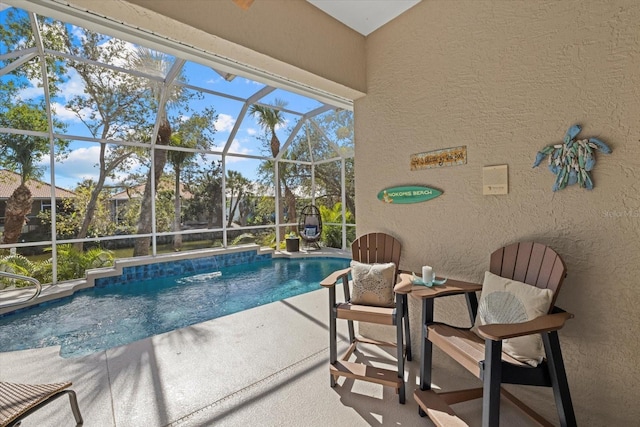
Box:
0, 6, 356, 260
168, 107, 217, 249
226, 170, 252, 226
53, 244, 114, 282
250, 99, 297, 239
255, 109, 356, 245
319, 203, 355, 249
0, 244, 113, 287
0, 80, 68, 244
65, 29, 156, 250
37, 179, 115, 239
0, 9, 68, 96
183, 160, 224, 228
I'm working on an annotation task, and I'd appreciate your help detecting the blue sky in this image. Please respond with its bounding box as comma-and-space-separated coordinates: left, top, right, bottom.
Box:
44, 53, 324, 189
1, 5, 328, 190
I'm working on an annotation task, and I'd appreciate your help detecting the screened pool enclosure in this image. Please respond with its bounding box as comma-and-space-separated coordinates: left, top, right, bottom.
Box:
0, 2, 355, 285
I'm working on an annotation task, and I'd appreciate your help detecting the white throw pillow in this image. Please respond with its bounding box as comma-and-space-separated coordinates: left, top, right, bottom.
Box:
350, 260, 396, 307
472, 271, 553, 367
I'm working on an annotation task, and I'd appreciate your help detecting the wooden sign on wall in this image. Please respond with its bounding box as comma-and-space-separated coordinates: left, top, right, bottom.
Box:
410, 146, 467, 171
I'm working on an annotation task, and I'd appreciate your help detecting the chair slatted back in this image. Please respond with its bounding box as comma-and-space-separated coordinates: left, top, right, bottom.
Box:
490, 242, 567, 308
352, 233, 402, 267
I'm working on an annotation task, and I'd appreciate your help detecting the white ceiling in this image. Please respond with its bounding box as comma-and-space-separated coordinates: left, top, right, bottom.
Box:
306, 0, 421, 36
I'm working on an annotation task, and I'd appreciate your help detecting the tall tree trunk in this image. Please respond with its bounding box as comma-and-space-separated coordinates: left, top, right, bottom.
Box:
275, 175, 285, 241
284, 185, 296, 226
74, 142, 130, 252
133, 119, 171, 257
270, 132, 287, 241
173, 165, 182, 251
239, 200, 249, 226
74, 174, 107, 252
269, 133, 279, 158
1, 184, 32, 245
346, 194, 355, 219
227, 189, 243, 227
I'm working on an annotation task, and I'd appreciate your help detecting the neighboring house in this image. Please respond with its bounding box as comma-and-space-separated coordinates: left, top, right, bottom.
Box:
109, 181, 193, 224
109, 180, 305, 227
226, 182, 313, 226
0, 169, 76, 233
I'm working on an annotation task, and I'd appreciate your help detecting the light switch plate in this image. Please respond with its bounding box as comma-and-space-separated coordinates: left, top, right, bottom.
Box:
483, 165, 508, 195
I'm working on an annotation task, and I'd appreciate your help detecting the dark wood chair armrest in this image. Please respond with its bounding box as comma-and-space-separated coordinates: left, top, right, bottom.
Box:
320, 267, 351, 288
476, 311, 574, 341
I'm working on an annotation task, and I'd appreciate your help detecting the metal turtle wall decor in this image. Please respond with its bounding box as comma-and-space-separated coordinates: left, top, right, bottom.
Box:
532, 124, 611, 191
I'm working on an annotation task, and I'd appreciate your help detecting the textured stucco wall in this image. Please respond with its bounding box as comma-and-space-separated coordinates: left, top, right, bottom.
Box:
357, 1, 640, 425
29, 0, 639, 424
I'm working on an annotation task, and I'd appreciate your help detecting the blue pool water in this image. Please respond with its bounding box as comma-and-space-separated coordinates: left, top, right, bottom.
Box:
0, 257, 349, 358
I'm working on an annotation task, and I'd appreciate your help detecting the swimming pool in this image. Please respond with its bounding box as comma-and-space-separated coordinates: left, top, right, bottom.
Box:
0, 257, 350, 358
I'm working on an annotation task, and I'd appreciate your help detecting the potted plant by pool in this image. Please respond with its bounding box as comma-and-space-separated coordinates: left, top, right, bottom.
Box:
285, 232, 300, 252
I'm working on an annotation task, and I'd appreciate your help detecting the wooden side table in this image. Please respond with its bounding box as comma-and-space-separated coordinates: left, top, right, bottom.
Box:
400, 273, 482, 413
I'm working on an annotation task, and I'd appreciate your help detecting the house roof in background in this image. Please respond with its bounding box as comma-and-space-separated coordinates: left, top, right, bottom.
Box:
0, 169, 76, 199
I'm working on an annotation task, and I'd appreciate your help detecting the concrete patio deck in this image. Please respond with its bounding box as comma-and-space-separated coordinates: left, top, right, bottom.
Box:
0, 250, 560, 426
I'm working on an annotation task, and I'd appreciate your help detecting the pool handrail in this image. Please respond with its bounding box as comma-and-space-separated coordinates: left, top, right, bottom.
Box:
0, 272, 42, 308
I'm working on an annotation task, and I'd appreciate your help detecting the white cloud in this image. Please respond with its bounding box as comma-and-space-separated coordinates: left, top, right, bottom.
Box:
17, 83, 44, 101
50, 102, 88, 122
226, 139, 251, 156
211, 138, 252, 161
53, 146, 101, 185
246, 128, 257, 136
240, 77, 263, 86
50, 145, 142, 188
215, 113, 235, 133
69, 25, 84, 41
13, 68, 90, 125
57, 69, 86, 101
101, 39, 138, 68
15, 65, 86, 104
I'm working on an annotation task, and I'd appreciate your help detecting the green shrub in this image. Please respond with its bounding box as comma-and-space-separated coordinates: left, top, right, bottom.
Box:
0, 254, 51, 289
319, 203, 355, 248
53, 245, 115, 281
231, 233, 257, 245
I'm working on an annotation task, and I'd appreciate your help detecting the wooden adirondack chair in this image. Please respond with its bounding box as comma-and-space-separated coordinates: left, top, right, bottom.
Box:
320, 233, 412, 403
414, 242, 576, 426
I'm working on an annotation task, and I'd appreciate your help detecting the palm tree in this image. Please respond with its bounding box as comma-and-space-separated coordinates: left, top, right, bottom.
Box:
166, 108, 217, 251
249, 99, 294, 240
1, 155, 36, 245
130, 48, 185, 257
167, 135, 190, 251
250, 100, 287, 159
0, 102, 66, 245
68, 31, 152, 252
